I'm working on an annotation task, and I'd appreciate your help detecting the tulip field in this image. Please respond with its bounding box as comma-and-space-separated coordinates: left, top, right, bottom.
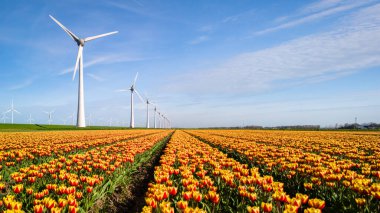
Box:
0, 129, 173, 213
0, 129, 379, 212
142, 130, 380, 213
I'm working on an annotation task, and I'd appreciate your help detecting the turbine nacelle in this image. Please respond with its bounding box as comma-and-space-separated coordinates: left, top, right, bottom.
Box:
78, 39, 85, 46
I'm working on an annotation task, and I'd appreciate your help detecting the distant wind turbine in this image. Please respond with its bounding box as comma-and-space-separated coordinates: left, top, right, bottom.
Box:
117, 72, 145, 128
1, 113, 9, 124
44, 110, 55, 125
4, 99, 20, 124
154, 106, 157, 128
49, 15, 118, 128
27, 114, 34, 124
67, 112, 75, 125
157, 112, 162, 128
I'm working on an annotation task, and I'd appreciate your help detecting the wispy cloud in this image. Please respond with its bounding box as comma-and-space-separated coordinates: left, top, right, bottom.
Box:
189, 35, 209, 45
254, 0, 374, 35
107, 1, 149, 17
170, 4, 380, 95
87, 73, 105, 82
300, 0, 345, 14
59, 54, 148, 75
197, 9, 255, 34
9, 79, 34, 90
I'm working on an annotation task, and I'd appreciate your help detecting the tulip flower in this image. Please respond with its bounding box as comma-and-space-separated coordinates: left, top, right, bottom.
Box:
308, 198, 325, 209
261, 202, 272, 212
177, 200, 188, 209
12, 184, 24, 194
33, 204, 44, 213
247, 206, 260, 213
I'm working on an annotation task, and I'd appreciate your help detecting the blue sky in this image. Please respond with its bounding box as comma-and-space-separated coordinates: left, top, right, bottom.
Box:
0, 0, 379, 128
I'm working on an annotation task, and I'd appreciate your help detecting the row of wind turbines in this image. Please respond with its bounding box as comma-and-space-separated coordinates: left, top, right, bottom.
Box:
0, 102, 55, 125
48, 15, 171, 128
1, 101, 168, 128
2, 15, 171, 129
117, 72, 171, 129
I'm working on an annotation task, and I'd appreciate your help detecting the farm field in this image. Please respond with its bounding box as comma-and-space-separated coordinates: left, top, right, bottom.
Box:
0, 129, 379, 212
0, 129, 173, 212
143, 130, 380, 213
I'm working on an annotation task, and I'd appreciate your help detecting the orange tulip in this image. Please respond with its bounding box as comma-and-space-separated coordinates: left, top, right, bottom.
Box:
33, 204, 44, 213
177, 200, 188, 209
261, 202, 272, 212
247, 206, 260, 213
13, 184, 24, 194
308, 198, 325, 209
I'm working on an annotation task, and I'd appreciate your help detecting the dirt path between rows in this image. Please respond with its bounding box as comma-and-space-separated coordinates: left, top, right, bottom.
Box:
103, 141, 167, 212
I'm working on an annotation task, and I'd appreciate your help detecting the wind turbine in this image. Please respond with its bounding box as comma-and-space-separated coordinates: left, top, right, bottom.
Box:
153, 106, 157, 128
27, 114, 34, 124
145, 99, 150, 128
49, 15, 118, 128
157, 112, 162, 128
1, 113, 9, 124
4, 99, 20, 124
67, 112, 75, 126
117, 73, 144, 128
44, 110, 54, 125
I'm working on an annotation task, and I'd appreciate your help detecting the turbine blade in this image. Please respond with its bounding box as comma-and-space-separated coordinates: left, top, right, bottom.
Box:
14, 110, 21, 114
115, 89, 129, 92
49, 15, 80, 42
133, 72, 139, 86
73, 45, 83, 80
4, 110, 11, 114
84, 31, 118, 42
134, 89, 145, 103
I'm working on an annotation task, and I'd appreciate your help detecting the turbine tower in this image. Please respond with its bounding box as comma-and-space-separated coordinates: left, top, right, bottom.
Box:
27, 114, 34, 124
67, 112, 75, 126
44, 110, 55, 125
49, 15, 118, 128
117, 73, 144, 128
146, 99, 150, 128
157, 112, 161, 128
1, 113, 9, 124
4, 99, 20, 124
154, 106, 157, 128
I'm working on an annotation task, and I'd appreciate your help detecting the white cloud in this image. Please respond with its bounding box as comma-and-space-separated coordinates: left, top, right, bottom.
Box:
300, 0, 345, 14
254, 0, 374, 35
9, 79, 34, 90
59, 54, 147, 75
87, 73, 105, 82
170, 4, 380, 95
189, 35, 209, 45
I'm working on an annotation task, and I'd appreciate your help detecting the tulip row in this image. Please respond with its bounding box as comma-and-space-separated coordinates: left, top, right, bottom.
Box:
0, 130, 162, 175
142, 130, 324, 213
187, 130, 380, 212
0, 130, 172, 212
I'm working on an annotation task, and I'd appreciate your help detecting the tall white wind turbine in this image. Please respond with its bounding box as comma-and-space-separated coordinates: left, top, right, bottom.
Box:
49, 15, 118, 128
117, 73, 144, 128
44, 110, 55, 125
145, 98, 157, 129
27, 114, 34, 124
4, 99, 20, 124
157, 112, 162, 128
154, 106, 157, 128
